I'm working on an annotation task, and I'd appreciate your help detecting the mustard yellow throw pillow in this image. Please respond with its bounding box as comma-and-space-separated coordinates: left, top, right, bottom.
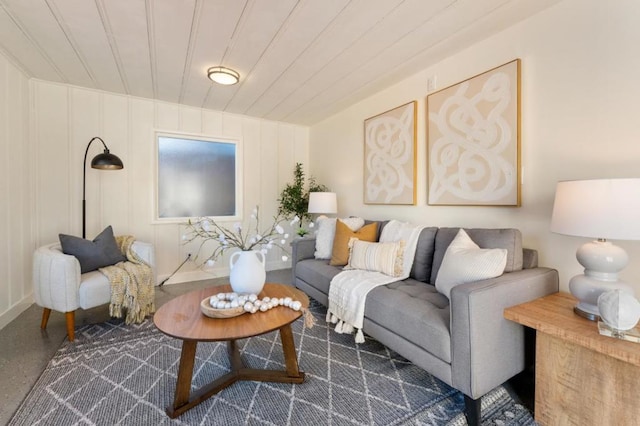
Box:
330, 220, 378, 266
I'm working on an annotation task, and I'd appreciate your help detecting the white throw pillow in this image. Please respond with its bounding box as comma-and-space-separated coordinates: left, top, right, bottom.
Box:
314, 217, 364, 259
435, 229, 508, 299
345, 238, 405, 277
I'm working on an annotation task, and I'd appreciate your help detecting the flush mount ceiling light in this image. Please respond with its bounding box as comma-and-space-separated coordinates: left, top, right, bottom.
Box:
207, 66, 240, 85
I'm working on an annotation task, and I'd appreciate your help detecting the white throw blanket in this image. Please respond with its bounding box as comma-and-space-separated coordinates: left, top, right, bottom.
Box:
327, 220, 425, 343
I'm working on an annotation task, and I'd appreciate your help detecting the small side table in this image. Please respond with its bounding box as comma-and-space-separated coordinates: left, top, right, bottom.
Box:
504, 292, 640, 426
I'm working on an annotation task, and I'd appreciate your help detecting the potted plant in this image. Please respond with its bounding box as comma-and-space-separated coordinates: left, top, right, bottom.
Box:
278, 163, 328, 236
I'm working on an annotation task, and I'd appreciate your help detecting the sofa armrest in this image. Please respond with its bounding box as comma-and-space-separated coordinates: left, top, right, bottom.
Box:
290, 237, 316, 285
522, 248, 538, 269
33, 243, 82, 312
132, 240, 156, 285
131, 241, 154, 265
450, 267, 559, 399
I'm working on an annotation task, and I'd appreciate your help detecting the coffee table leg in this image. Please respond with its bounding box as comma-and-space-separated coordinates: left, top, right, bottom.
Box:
166, 328, 304, 418
228, 340, 243, 371
167, 340, 197, 418
279, 324, 302, 377
167, 340, 242, 418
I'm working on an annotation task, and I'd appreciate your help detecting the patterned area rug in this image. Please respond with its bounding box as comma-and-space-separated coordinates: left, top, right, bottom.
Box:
10, 301, 535, 425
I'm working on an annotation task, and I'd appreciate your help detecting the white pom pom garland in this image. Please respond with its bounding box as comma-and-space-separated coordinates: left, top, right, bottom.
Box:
209, 292, 306, 315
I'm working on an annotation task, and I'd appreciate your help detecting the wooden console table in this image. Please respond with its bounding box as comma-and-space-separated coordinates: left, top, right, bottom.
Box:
504, 292, 640, 426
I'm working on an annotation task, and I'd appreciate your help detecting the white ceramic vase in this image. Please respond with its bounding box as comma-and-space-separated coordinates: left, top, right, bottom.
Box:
229, 250, 266, 295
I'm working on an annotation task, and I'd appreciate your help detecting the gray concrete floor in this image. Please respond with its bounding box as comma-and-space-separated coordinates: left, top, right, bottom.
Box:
0, 269, 292, 425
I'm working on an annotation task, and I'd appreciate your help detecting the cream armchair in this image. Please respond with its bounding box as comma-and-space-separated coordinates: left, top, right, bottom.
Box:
33, 241, 155, 341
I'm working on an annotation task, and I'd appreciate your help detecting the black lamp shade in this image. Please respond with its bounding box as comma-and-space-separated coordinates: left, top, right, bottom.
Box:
91, 151, 124, 169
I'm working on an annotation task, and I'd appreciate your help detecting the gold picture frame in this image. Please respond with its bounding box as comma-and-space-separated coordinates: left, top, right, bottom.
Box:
364, 101, 417, 205
427, 59, 521, 206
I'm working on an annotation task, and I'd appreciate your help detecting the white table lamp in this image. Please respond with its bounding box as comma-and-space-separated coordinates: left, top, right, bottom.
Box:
308, 192, 337, 216
550, 178, 640, 320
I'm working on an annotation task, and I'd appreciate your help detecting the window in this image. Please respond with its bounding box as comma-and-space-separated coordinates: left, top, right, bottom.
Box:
154, 132, 242, 223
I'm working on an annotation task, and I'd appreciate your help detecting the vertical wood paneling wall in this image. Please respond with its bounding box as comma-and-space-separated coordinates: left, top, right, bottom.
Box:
31, 80, 309, 286
0, 54, 32, 329
0, 76, 309, 330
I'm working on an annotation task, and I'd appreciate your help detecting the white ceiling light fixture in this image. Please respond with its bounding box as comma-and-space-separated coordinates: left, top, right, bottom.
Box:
207, 66, 240, 85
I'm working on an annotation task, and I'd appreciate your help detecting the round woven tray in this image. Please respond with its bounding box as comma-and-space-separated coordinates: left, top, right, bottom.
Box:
200, 298, 245, 319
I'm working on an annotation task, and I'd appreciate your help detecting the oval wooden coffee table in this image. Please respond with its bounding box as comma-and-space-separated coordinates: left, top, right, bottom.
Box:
154, 282, 309, 418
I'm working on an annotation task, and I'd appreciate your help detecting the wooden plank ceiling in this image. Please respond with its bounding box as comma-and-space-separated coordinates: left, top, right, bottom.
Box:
0, 0, 561, 125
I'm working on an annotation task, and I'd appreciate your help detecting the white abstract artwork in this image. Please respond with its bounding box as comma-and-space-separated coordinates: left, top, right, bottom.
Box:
364, 101, 416, 205
427, 59, 521, 206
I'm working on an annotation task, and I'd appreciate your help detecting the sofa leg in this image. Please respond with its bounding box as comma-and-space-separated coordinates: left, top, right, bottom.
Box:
65, 311, 75, 342
40, 308, 52, 330
464, 395, 481, 426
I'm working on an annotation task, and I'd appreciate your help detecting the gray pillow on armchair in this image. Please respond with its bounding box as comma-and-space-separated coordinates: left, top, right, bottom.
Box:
59, 225, 126, 273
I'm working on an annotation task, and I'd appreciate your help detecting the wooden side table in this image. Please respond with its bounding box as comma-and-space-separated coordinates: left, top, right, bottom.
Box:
504, 292, 640, 426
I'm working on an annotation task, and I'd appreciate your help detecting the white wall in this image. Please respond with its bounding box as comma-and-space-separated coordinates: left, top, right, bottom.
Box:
31, 80, 309, 285
0, 52, 32, 329
310, 0, 640, 294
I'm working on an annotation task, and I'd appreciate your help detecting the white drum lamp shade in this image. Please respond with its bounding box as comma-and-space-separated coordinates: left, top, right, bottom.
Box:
308, 192, 337, 215
550, 178, 640, 320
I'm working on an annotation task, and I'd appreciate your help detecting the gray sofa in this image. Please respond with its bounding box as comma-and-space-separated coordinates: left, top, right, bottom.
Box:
291, 223, 559, 425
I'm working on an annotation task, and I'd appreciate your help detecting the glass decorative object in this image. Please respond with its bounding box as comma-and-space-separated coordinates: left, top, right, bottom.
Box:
597, 289, 640, 342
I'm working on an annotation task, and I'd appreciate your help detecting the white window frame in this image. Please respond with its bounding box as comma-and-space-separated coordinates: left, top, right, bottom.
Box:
153, 130, 243, 224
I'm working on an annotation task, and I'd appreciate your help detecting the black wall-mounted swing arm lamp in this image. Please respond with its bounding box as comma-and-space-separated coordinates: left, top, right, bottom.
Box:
83, 136, 124, 238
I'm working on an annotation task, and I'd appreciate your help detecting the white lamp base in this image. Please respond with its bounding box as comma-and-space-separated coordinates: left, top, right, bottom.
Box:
570, 278, 633, 320
573, 303, 599, 321
569, 240, 634, 321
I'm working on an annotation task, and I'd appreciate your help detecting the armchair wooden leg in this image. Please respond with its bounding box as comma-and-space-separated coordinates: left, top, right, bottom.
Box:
41, 308, 52, 330
65, 311, 75, 342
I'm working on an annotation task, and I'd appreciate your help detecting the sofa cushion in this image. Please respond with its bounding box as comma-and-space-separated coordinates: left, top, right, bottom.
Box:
365, 219, 389, 241
345, 239, 405, 277
430, 228, 523, 284
435, 229, 507, 298
77, 270, 112, 309
410, 227, 438, 282
330, 220, 378, 266
362, 222, 437, 281
59, 226, 126, 274
365, 279, 451, 363
296, 259, 343, 295
314, 217, 365, 259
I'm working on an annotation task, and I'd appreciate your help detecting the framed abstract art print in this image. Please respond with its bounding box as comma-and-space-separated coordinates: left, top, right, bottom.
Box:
427, 59, 521, 206
364, 101, 417, 205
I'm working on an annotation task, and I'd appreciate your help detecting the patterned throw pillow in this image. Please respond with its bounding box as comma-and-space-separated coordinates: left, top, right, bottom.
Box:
345, 238, 405, 277
329, 220, 378, 266
435, 228, 507, 298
